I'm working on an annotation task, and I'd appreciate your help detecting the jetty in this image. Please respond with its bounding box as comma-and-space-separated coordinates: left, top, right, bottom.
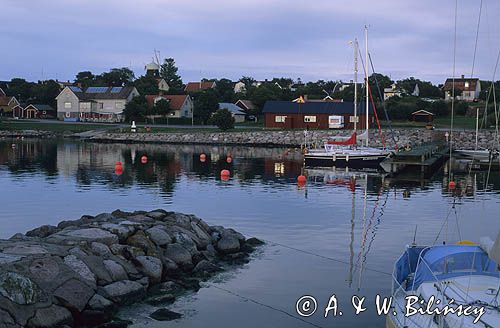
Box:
381, 142, 450, 176
0, 209, 263, 327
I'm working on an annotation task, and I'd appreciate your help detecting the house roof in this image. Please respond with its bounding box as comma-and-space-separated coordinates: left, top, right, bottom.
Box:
235, 99, 256, 110
66, 86, 137, 100
145, 94, 189, 111
184, 81, 215, 92
0, 95, 14, 106
0, 88, 5, 96
25, 104, 56, 111
262, 101, 373, 115
219, 103, 245, 115
443, 78, 479, 92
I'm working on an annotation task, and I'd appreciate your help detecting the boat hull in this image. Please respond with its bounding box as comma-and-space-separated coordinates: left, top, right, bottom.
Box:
304, 153, 388, 169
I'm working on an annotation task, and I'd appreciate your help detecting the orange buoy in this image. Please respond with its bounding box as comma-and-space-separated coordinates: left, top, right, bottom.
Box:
141, 155, 148, 164
297, 175, 307, 184
226, 156, 232, 163
200, 153, 207, 162
115, 166, 123, 175
220, 169, 231, 180
449, 181, 456, 190
115, 161, 122, 167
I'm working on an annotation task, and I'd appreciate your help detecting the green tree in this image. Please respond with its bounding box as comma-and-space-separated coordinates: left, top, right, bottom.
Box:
160, 58, 183, 93
6, 78, 33, 103
153, 98, 170, 116
369, 73, 393, 101
210, 108, 234, 131
32, 80, 60, 107
123, 96, 148, 122
75, 71, 95, 89
134, 75, 159, 96
99, 68, 135, 86
194, 89, 219, 124
215, 78, 236, 102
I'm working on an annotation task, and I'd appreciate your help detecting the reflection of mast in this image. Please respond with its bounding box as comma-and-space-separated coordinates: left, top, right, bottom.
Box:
347, 177, 356, 287
357, 173, 368, 291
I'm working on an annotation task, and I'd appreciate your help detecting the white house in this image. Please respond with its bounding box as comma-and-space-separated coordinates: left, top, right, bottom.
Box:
56, 86, 140, 122
234, 81, 246, 94
443, 76, 481, 102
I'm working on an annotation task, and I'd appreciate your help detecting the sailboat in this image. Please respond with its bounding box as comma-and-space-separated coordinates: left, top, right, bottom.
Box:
454, 107, 499, 160
386, 233, 500, 328
304, 27, 393, 169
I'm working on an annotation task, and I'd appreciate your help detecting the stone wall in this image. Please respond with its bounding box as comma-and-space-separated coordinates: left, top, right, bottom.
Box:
0, 210, 263, 327
90, 129, 499, 150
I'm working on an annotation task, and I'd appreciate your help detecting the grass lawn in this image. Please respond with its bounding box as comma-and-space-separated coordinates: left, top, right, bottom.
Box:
0, 120, 119, 133
383, 116, 479, 130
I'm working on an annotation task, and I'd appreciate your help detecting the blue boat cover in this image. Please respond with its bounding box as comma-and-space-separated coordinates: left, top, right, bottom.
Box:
412, 245, 498, 290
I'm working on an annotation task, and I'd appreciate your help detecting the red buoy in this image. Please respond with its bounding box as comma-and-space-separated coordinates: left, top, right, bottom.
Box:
449, 181, 456, 190
297, 175, 307, 184
115, 161, 122, 167
226, 156, 232, 163
114, 163, 123, 175
220, 169, 231, 180
141, 155, 148, 164
200, 153, 207, 162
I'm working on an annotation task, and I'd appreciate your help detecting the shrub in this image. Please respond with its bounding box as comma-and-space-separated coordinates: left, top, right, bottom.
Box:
210, 108, 235, 131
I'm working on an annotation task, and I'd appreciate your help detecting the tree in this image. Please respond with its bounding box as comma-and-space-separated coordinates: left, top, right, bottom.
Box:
32, 80, 60, 107
75, 71, 95, 89
6, 78, 33, 103
215, 78, 235, 102
153, 98, 170, 116
134, 75, 159, 96
123, 96, 148, 122
369, 73, 393, 101
160, 58, 183, 93
210, 108, 234, 131
99, 68, 135, 86
194, 89, 219, 124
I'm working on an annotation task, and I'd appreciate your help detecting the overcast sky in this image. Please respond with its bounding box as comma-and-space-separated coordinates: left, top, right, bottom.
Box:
1, 0, 499, 84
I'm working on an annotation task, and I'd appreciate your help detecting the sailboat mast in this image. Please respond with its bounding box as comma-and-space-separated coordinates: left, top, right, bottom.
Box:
475, 107, 479, 151
354, 39, 358, 133
365, 26, 369, 147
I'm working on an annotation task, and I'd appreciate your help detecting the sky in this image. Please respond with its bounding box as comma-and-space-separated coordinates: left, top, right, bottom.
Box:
1, 0, 499, 85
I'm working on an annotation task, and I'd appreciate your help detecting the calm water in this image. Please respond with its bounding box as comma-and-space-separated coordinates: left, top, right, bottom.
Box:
1, 139, 500, 328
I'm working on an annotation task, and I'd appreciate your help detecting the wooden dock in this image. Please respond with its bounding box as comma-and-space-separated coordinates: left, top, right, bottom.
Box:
381, 142, 449, 175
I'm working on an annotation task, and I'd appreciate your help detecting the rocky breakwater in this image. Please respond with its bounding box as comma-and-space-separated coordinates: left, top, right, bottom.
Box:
0, 130, 56, 139
0, 210, 263, 327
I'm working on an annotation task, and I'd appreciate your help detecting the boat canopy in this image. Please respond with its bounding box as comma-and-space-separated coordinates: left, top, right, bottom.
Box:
412, 245, 498, 290
394, 246, 427, 287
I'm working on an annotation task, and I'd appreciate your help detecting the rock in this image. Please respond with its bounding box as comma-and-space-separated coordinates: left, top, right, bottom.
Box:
2, 244, 47, 255
94, 213, 115, 221
172, 231, 198, 254
135, 256, 163, 284
193, 260, 222, 275
146, 227, 172, 246
100, 223, 134, 241
111, 209, 132, 218
216, 236, 240, 254
64, 255, 96, 284
163, 244, 192, 268
53, 278, 95, 312
80, 256, 113, 286
52, 228, 119, 245
222, 228, 246, 243
102, 280, 146, 304
126, 231, 157, 256
103, 260, 128, 281
190, 222, 211, 247
0, 272, 41, 305
25, 225, 58, 238
29, 257, 61, 283
0, 253, 23, 264
145, 293, 175, 306
91, 242, 111, 256
136, 277, 149, 288
88, 293, 114, 311
0, 309, 17, 327
246, 237, 265, 246
150, 308, 183, 321
146, 211, 167, 220
96, 319, 132, 328
27, 305, 73, 328
157, 281, 183, 295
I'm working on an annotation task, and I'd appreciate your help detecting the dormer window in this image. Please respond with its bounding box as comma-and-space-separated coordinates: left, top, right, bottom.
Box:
464, 82, 469, 88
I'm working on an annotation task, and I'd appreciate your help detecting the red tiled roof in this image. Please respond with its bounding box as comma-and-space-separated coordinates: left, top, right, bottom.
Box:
443, 78, 479, 92
145, 95, 188, 111
184, 81, 215, 92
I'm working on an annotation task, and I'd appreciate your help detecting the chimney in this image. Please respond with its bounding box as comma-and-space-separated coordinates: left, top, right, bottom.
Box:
461, 74, 465, 79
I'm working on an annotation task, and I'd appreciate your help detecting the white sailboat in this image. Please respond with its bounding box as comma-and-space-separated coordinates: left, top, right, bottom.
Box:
304, 27, 393, 169
455, 107, 499, 160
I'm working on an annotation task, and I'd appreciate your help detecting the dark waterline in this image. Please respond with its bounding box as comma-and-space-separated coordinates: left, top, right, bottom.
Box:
0, 139, 499, 328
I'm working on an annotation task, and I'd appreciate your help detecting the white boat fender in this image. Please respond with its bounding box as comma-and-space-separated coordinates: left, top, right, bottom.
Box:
333, 154, 336, 162
346, 154, 349, 162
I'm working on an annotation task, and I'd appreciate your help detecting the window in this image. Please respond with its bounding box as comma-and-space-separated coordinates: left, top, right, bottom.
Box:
80, 102, 91, 110
275, 115, 286, 123
464, 82, 470, 88
349, 116, 359, 123
304, 115, 317, 123
64, 102, 72, 109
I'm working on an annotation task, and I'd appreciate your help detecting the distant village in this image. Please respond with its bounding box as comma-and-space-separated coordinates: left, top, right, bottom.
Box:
0, 56, 497, 130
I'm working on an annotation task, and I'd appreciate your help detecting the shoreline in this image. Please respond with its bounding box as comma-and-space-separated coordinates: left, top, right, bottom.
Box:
1, 128, 498, 149
0, 209, 263, 327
